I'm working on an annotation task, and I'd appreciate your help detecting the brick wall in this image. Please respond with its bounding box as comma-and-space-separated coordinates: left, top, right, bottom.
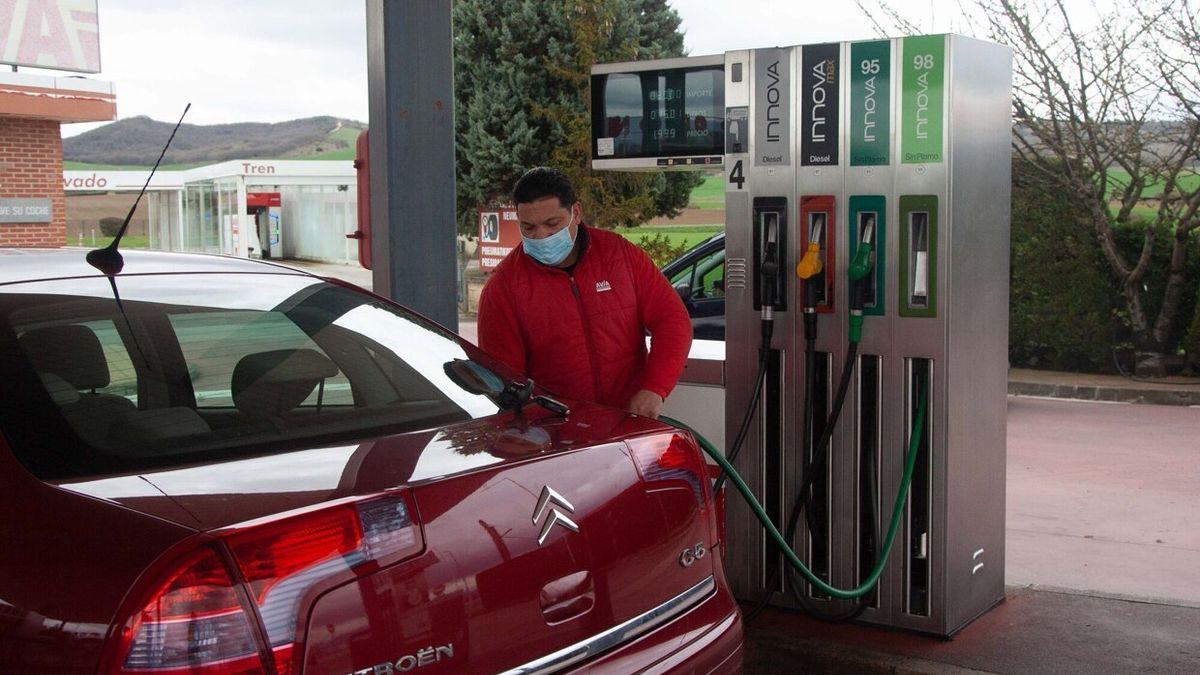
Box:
0, 118, 65, 247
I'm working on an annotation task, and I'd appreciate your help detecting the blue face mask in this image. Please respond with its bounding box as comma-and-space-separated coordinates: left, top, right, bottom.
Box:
522, 215, 576, 266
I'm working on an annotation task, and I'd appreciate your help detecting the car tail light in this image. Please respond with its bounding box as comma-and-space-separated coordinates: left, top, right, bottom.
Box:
106, 546, 266, 674
706, 463, 728, 551
103, 492, 422, 675
628, 432, 719, 544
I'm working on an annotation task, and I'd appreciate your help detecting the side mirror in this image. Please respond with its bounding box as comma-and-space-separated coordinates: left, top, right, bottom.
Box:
674, 282, 692, 303
443, 359, 570, 416
443, 358, 506, 397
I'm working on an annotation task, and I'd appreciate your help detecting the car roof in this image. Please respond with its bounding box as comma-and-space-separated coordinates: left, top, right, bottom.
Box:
660, 231, 725, 275
0, 248, 313, 285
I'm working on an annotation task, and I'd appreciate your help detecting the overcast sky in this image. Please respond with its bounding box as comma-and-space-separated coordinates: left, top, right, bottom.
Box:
21, 0, 1110, 138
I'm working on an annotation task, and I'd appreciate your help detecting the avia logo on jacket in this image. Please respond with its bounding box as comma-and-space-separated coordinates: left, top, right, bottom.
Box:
595, 280, 612, 293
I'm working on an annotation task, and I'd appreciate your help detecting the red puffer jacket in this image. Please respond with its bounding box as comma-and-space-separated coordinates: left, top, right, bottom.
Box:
477, 225, 693, 409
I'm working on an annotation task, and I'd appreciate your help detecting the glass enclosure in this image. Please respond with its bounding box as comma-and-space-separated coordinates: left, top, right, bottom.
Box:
181, 182, 221, 254
154, 173, 358, 263
147, 191, 182, 251
270, 184, 357, 263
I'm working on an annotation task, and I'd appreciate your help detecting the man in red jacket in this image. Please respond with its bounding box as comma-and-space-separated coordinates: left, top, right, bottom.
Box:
478, 167, 692, 419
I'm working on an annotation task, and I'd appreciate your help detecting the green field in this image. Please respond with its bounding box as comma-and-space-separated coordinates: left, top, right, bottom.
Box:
292, 126, 363, 161
688, 174, 725, 209
64, 161, 199, 171
1107, 169, 1200, 199
616, 225, 722, 251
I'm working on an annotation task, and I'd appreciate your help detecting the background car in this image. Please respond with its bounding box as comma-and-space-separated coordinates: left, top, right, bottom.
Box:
661, 233, 726, 340
0, 249, 741, 674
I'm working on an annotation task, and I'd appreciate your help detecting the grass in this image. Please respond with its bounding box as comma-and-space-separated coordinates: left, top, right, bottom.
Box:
688, 174, 725, 210
1103, 168, 1198, 223
65, 234, 151, 249
291, 126, 363, 161
1107, 169, 1200, 199
64, 161, 199, 171
616, 225, 722, 251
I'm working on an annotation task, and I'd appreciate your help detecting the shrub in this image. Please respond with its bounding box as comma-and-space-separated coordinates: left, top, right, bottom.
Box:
1185, 300, 1200, 374
1009, 159, 1117, 372
1110, 223, 1200, 365
635, 232, 688, 267
99, 217, 123, 237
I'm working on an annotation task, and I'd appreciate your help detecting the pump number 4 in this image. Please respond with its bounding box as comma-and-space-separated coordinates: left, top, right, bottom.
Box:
729, 160, 746, 190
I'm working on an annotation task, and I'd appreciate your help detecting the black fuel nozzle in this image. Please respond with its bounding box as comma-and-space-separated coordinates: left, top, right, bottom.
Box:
758, 212, 782, 319
760, 242, 779, 301
500, 378, 570, 417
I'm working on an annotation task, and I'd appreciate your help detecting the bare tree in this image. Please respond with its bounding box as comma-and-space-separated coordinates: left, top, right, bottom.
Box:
860, 0, 1200, 375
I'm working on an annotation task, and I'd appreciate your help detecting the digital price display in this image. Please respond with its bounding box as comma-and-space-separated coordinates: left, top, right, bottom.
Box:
591, 55, 726, 170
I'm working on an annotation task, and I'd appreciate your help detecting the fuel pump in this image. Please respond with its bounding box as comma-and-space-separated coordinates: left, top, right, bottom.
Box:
662, 199, 925, 607
591, 34, 1011, 636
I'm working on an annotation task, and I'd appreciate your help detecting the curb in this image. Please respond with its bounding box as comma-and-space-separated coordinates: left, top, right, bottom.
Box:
744, 633, 994, 675
1007, 381, 1200, 406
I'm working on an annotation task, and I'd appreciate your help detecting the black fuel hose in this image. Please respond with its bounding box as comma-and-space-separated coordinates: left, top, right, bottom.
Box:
714, 319, 773, 493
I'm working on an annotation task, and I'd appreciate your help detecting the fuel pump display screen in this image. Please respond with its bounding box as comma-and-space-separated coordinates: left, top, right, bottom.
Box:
591, 65, 725, 163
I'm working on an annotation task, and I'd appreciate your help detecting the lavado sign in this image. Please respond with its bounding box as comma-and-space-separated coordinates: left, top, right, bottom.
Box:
64, 174, 108, 189
0, 198, 53, 224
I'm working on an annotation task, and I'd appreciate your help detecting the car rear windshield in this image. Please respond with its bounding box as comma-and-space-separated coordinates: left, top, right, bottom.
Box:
0, 272, 502, 480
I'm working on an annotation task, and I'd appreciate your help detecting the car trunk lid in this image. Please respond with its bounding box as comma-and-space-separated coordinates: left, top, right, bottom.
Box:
54, 404, 716, 674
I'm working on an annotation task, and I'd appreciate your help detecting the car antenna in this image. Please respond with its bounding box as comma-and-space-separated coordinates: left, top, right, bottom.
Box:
86, 102, 190, 276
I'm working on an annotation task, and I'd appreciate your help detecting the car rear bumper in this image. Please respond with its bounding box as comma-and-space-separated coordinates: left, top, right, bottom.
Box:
558, 574, 743, 674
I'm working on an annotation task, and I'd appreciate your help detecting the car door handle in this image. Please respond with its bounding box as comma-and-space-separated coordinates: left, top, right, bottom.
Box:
539, 570, 595, 625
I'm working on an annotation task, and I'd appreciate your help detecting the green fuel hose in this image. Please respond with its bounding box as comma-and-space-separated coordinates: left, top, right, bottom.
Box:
661, 380, 927, 600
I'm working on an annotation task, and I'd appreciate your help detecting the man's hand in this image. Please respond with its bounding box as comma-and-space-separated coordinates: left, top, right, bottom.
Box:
627, 389, 665, 419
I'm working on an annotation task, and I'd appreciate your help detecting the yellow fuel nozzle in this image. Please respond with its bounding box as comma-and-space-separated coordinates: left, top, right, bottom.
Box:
797, 242, 824, 280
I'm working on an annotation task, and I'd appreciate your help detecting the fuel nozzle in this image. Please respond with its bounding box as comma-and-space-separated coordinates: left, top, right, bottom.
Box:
797, 218, 826, 341
796, 222, 824, 282
848, 217, 877, 343
759, 214, 781, 325
849, 218, 875, 285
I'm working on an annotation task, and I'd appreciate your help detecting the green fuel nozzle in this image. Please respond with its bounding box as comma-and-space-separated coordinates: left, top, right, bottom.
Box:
849, 220, 875, 284
848, 220, 876, 343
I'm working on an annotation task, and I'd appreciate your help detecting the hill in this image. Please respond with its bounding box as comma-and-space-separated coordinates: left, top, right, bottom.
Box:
63, 115, 367, 166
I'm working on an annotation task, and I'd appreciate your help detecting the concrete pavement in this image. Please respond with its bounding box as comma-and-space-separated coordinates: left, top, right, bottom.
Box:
746, 587, 1200, 674
1006, 397, 1200, 606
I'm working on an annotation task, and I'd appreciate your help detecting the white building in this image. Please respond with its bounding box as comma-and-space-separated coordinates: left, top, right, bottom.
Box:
63, 160, 359, 263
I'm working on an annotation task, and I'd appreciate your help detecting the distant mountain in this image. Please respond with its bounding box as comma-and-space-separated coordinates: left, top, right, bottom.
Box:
63, 115, 367, 166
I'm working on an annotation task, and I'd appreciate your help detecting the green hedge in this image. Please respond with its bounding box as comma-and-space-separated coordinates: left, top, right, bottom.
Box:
99, 216, 123, 237
1009, 158, 1200, 373
1110, 222, 1200, 365
1009, 160, 1117, 371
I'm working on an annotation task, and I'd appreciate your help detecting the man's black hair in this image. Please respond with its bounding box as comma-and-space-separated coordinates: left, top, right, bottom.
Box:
512, 167, 577, 207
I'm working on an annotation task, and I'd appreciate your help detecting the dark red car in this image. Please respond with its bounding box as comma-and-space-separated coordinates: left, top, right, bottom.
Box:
0, 250, 741, 674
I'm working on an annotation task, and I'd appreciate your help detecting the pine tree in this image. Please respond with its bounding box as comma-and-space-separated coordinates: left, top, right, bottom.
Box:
453, 0, 702, 232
